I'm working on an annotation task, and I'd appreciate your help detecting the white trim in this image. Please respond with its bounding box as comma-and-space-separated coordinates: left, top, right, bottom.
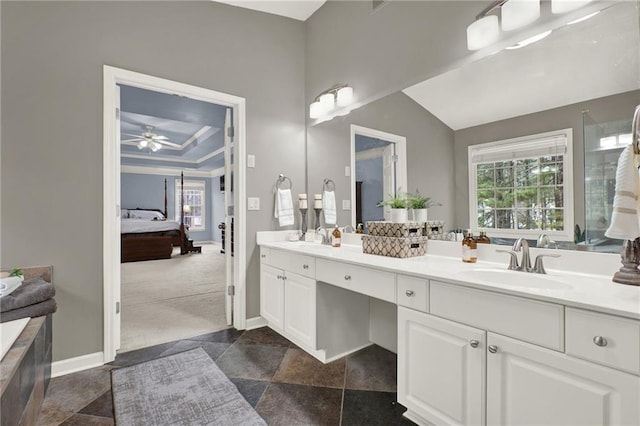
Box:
245, 316, 268, 330
51, 352, 104, 378
121, 165, 225, 178
121, 144, 224, 165
349, 124, 407, 228
103, 65, 247, 362
467, 128, 574, 241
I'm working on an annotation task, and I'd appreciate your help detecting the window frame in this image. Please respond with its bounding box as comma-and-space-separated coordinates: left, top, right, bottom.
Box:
468, 128, 574, 241
175, 179, 206, 232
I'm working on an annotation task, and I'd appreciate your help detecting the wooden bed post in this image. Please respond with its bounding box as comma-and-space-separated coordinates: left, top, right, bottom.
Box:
180, 172, 187, 255
164, 178, 168, 219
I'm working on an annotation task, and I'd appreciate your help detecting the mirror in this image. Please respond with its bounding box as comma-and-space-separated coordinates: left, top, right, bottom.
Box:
306, 1, 639, 253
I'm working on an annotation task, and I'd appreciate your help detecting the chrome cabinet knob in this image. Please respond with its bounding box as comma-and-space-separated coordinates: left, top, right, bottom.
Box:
344, 275, 352, 280
405, 290, 415, 297
593, 336, 608, 347
303, 264, 309, 270
488, 345, 498, 354
277, 275, 282, 280
261, 254, 266, 258
470, 340, 479, 348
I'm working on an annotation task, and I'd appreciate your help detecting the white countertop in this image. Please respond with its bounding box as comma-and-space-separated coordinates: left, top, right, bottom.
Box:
259, 240, 640, 320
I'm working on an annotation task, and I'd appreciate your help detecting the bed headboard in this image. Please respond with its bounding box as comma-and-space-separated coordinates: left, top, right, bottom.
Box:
124, 178, 169, 219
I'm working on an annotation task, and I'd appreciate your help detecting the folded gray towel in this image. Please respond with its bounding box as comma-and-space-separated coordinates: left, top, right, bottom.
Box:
1, 278, 55, 313
1, 298, 57, 323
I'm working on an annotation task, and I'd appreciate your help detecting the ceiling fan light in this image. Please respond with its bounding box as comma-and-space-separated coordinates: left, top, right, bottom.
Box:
501, 0, 540, 31
551, 0, 591, 14
138, 139, 148, 148
336, 86, 354, 107
152, 142, 162, 151
467, 15, 500, 50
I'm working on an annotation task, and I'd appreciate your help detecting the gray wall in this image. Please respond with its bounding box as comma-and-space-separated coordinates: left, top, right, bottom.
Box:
355, 157, 384, 224
306, 1, 477, 120
1, 1, 305, 361
307, 91, 455, 228
454, 90, 640, 231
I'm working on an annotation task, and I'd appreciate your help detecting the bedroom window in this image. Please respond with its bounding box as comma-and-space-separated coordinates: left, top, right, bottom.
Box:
175, 179, 206, 231
468, 129, 574, 241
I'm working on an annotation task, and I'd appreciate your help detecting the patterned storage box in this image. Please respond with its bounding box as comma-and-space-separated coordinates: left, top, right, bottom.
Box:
366, 221, 424, 238
424, 220, 446, 240
362, 235, 428, 258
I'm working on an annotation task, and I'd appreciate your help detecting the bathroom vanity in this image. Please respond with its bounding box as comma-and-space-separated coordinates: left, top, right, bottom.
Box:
257, 236, 640, 425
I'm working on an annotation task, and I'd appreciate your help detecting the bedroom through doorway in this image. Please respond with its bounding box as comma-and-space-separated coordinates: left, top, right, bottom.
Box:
103, 66, 246, 361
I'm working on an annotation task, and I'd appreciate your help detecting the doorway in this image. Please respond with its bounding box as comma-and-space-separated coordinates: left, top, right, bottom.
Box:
350, 125, 407, 229
103, 66, 247, 362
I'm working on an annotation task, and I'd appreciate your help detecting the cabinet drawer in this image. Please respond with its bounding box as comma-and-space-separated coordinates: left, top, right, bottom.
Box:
566, 308, 640, 375
316, 259, 396, 303
397, 275, 429, 313
430, 281, 564, 351
260, 247, 270, 264
270, 249, 315, 279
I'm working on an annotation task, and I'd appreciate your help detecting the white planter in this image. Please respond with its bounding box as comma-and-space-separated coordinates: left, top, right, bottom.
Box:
391, 208, 408, 223
412, 208, 428, 222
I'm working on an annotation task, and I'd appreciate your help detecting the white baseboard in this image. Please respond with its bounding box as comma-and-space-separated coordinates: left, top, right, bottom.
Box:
51, 352, 104, 378
245, 316, 267, 330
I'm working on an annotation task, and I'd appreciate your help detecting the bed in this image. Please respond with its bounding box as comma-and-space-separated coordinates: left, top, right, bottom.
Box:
121, 174, 200, 262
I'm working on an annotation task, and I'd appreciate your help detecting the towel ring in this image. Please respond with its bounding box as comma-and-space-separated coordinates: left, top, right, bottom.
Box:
323, 178, 335, 192
277, 174, 292, 190
632, 104, 640, 155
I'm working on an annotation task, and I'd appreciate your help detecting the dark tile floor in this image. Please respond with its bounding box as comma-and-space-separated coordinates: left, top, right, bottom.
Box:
37, 327, 415, 425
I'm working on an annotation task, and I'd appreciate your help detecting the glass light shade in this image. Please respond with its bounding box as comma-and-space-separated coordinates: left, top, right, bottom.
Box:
551, 0, 591, 14
336, 86, 353, 107
466, 15, 500, 50
501, 0, 540, 31
309, 101, 324, 119
138, 139, 148, 148
150, 142, 161, 152
319, 93, 335, 109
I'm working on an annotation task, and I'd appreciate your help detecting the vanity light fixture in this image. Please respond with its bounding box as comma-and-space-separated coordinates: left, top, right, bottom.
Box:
309, 84, 354, 119
501, 0, 540, 31
467, 15, 500, 51
551, 0, 592, 14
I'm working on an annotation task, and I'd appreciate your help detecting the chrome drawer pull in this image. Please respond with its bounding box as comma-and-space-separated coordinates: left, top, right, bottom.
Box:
593, 336, 608, 347
405, 290, 415, 297
488, 345, 498, 354
277, 275, 282, 280
303, 264, 309, 269
344, 275, 352, 281
261, 254, 266, 258
470, 340, 479, 348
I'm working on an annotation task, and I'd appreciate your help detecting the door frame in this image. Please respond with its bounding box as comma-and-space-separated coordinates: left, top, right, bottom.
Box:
350, 124, 407, 227
103, 65, 247, 362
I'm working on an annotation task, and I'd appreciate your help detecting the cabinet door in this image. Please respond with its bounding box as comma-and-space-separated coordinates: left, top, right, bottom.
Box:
487, 333, 640, 426
284, 272, 316, 349
260, 264, 284, 332
398, 307, 485, 426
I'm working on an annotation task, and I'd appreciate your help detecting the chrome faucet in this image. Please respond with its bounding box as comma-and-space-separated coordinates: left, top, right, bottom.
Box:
512, 238, 532, 272
316, 227, 331, 245
537, 233, 558, 249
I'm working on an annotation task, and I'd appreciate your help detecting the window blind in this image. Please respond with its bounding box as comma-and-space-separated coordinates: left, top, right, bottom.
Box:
470, 133, 568, 164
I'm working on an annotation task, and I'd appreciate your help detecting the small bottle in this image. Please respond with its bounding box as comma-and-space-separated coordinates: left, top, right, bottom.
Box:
477, 231, 491, 244
356, 223, 364, 234
462, 232, 477, 263
331, 225, 342, 247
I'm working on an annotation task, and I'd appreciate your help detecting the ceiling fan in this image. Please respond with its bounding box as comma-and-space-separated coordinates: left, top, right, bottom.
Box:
121, 125, 181, 152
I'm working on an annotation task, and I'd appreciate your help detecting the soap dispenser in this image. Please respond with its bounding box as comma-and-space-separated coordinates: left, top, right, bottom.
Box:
331, 225, 342, 247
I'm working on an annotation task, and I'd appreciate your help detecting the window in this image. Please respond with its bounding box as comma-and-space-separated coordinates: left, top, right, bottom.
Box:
468, 129, 573, 241
175, 179, 206, 231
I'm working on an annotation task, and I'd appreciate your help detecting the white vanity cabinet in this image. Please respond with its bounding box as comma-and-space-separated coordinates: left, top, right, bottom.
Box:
260, 248, 317, 349
400, 281, 640, 426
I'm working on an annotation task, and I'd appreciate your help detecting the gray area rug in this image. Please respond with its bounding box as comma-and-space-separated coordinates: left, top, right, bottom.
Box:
112, 347, 266, 425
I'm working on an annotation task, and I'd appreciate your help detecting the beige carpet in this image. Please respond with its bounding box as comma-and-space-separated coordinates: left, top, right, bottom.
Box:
119, 243, 229, 352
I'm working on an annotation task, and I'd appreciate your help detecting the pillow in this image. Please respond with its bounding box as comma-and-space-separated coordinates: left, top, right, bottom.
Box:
128, 210, 165, 220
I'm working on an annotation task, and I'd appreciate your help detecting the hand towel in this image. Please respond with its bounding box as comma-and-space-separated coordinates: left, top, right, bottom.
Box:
1, 298, 57, 323
274, 188, 294, 227
323, 190, 337, 225
605, 145, 640, 240
1, 278, 56, 313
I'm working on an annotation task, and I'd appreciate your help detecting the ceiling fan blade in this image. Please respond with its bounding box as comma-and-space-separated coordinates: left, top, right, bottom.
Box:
154, 135, 169, 140
122, 133, 144, 138
158, 140, 181, 148
121, 138, 143, 143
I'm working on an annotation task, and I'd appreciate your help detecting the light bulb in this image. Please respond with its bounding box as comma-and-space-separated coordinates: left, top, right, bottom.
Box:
336, 86, 353, 107
139, 139, 148, 148
466, 15, 500, 50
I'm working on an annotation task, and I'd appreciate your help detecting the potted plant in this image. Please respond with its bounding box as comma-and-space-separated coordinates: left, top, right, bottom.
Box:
378, 193, 409, 223
408, 191, 441, 222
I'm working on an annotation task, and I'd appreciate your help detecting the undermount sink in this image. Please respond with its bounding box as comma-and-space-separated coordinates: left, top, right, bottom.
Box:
458, 268, 572, 290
